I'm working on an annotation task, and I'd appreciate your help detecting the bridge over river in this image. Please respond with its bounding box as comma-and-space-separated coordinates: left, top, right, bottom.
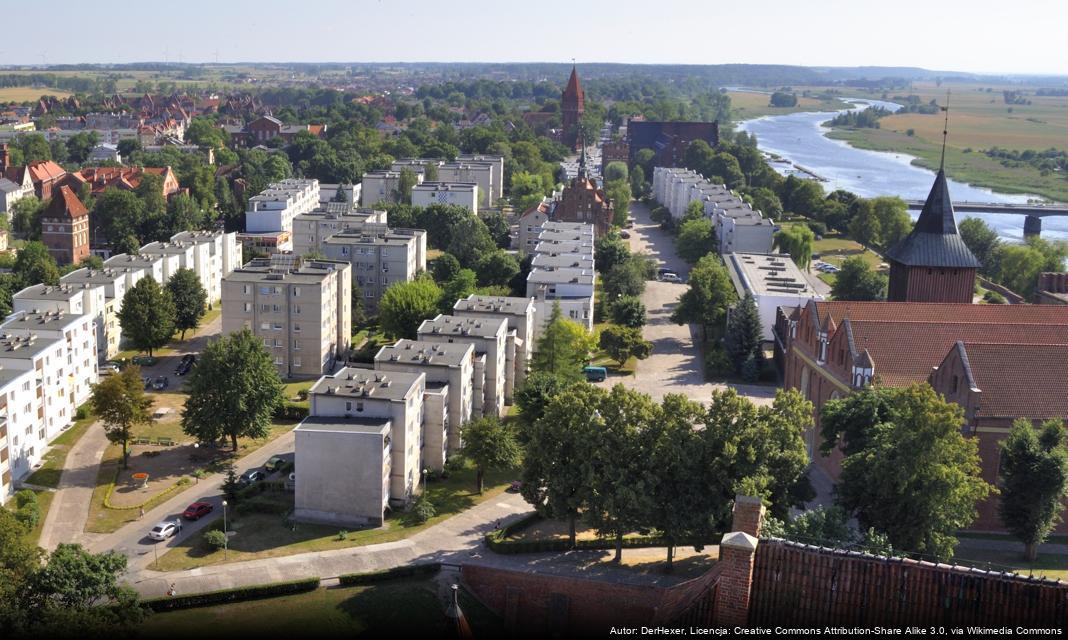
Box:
906, 201, 1068, 237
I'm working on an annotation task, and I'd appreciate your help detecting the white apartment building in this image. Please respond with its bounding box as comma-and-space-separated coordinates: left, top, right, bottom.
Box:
723, 253, 823, 341
103, 253, 168, 286
222, 255, 352, 378
320, 231, 421, 314
374, 339, 476, 466
59, 267, 138, 359
452, 295, 535, 398
417, 315, 508, 418
139, 240, 197, 282
294, 368, 432, 526
410, 182, 479, 214
13, 282, 108, 362
525, 222, 597, 337
437, 163, 492, 207
456, 154, 504, 205
245, 179, 320, 234
0, 367, 43, 500
169, 230, 242, 305
291, 204, 388, 256
360, 170, 424, 207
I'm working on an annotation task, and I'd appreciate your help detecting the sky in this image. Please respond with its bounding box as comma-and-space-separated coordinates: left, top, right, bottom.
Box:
2, 0, 1066, 76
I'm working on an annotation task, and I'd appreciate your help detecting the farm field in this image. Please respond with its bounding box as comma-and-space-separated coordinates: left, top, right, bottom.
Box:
0, 87, 73, 101
728, 90, 844, 120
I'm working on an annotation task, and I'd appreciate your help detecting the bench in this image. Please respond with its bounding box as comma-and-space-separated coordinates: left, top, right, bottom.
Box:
155, 438, 176, 447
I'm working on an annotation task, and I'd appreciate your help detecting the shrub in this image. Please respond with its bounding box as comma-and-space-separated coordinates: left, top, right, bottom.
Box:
142, 578, 320, 612
983, 290, 1007, 304
336, 530, 348, 541
204, 529, 228, 550
409, 495, 436, 525
14, 490, 40, 530
703, 346, 733, 378
75, 405, 90, 421
338, 563, 440, 586
806, 221, 827, 237
273, 401, 309, 421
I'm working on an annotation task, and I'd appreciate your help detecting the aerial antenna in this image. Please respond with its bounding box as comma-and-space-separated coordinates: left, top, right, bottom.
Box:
939, 89, 950, 172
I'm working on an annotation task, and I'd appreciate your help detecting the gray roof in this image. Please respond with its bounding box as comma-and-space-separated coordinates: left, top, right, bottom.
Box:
294, 416, 391, 435
375, 339, 473, 367
453, 295, 534, 316
0, 178, 22, 193
885, 170, 981, 269
104, 254, 162, 270
140, 241, 194, 256
14, 282, 93, 301
0, 333, 60, 359
309, 367, 422, 402
226, 257, 348, 284
2, 310, 80, 332
60, 267, 130, 286
417, 314, 507, 340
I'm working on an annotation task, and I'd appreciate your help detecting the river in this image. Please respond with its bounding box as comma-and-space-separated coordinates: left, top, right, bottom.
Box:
738, 99, 1068, 242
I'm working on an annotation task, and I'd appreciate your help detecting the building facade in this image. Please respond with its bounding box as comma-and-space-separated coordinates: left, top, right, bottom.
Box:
417, 315, 509, 419
561, 66, 585, 151
320, 231, 421, 315
410, 182, 479, 214
41, 186, 90, 265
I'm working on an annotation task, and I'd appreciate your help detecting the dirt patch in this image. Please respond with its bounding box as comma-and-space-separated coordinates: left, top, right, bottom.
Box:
106, 444, 199, 507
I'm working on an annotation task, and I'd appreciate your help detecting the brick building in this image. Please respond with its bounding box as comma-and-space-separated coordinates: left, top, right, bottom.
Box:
560, 65, 584, 151
40, 186, 90, 265
885, 169, 979, 303
1037, 271, 1068, 304
550, 154, 613, 237
66, 166, 180, 199
2, 157, 67, 200
626, 120, 719, 168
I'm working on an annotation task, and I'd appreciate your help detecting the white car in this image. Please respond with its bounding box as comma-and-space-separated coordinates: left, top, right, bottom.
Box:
660, 273, 683, 283
149, 520, 182, 541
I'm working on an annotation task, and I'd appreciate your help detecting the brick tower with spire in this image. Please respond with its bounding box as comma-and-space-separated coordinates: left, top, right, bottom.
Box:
561, 64, 585, 151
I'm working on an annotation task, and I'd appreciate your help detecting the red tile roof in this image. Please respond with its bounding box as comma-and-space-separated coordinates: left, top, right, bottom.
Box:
42, 186, 88, 221
956, 342, 1068, 420
813, 300, 1068, 327
26, 160, 66, 183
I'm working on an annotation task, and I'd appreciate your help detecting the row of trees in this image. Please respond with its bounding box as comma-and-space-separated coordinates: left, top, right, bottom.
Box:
959, 218, 1068, 297
117, 269, 207, 355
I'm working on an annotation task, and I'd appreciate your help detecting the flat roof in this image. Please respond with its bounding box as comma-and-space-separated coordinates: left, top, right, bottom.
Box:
310, 367, 422, 402
412, 182, 477, 192
13, 282, 94, 301
531, 254, 595, 269
323, 232, 416, 247
526, 267, 595, 285
417, 314, 507, 340
60, 267, 130, 286
226, 257, 348, 284
453, 295, 534, 316
104, 253, 162, 269
295, 416, 391, 435
0, 332, 61, 358
2, 310, 81, 332
140, 241, 194, 255
725, 253, 820, 297
375, 339, 473, 367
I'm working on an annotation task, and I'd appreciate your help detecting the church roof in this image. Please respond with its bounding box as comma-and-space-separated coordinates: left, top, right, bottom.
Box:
563, 66, 583, 101
884, 170, 980, 269
42, 186, 88, 221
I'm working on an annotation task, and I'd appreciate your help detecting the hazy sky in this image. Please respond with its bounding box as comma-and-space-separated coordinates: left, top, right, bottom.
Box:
2, 0, 1065, 75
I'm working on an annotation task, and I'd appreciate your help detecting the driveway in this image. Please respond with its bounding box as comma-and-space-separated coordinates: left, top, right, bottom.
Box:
600, 200, 776, 406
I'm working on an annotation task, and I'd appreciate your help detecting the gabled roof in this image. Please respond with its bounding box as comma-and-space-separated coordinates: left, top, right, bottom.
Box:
26, 160, 66, 183
42, 186, 88, 221
562, 65, 583, 101
951, 342, 1068, 420
884, 170, 980, 268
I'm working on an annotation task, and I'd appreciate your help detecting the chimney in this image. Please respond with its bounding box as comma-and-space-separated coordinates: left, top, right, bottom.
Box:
712, 495, 765, 627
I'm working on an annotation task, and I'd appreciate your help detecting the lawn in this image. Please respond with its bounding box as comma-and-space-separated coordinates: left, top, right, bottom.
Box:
151, 458, 516, 571
728, 90, 845, 121
136, 578, 503, 637
953, 547, 1068, 581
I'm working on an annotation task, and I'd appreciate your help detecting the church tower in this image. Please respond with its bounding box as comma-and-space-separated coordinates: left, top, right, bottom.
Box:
561, 64, 585, 151
885, 169, 979, 302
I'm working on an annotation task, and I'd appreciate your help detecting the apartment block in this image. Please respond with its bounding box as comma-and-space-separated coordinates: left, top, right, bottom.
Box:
410, 182, 479, 214
374, 339, 476, 466
456, 154, 504, 205
527, 267, 595, 335
139, 240, 197, 282
436, 163, 492, 207
0, 367, 42, 500
103, 253, 168, 286
222, 255, 351, 378
169, 230, 241, 305
452, 295, 535, 398
294, 368, 431, 526
291, 203, 388, 256
13, 282, 108, 361
360, 170, 423, 207
59, 267, 139, 359
320, 231, 420, 314
417, 315, 508, 418
245, 178, 320, 234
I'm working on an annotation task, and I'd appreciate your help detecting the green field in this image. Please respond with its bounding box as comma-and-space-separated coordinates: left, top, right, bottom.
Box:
729, 90, 844, 120
0, 87, 74, 101
137, 578, 503, 637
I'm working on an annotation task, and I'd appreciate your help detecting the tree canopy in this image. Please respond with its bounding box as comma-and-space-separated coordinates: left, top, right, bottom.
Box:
166, 268, 207, 340
999, 419, 1068, 560
91, 365, 152, 469
117, 276, 176, 356
378, 278, 444, 339
831, 256, 887, 301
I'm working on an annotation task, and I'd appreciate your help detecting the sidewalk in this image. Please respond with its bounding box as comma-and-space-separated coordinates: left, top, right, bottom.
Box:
37, 421, 110, 551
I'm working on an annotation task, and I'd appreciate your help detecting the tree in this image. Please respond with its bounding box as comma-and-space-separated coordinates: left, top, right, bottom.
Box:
605, 180, 631, 227
746, 187, 784, 219
629, 164, 645, 196
93, 188, 145, 250
166, 268, 207, 340
603, 161, 629, 183
118, 277, 175, 356
13, 241, 59, 288
831, 256, 887, 301
474, 250, 519, 288
182, 329, 283, 452
164, 193, 204, 237
598, 326, 652, 367
831, 384, 994, 560
587, 385, 660, 561
91, 366, 152, 469
603, 253, 652, 300
521, 384, 604, 547
393, 168, 418, 204
595, 232, 630, 273
10, 196, 43, 240
959, 217, 1001, 275
999, 419, 1068, 561
460, 417, 521, 494
430, 252, 462, 283
445, 215, 496, 267
65, 131, 100, 164
724, 293, 763, 376
480, 211, 512, 248
848, 200, 882, 247
513, 371, 569, 429
676, 217, 717, 263
671, 254, 737, 335
870, 196, 912, 249
440, 269, 477, 313
378, 278, 444, 339
530, 302, 595, 382
610, 295, 646, 328
773, 225, 814, 270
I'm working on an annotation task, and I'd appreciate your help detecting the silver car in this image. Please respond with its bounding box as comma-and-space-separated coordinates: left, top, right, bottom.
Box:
148, 520, 182, 541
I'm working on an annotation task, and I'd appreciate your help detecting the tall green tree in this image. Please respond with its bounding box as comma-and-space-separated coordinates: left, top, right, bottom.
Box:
513, 370, 569, 429
10, 196, 43, 240
959, 217, 1001, 275
91, 365, 152, 469
831, 384, 994, 560
446, 216, 496, 268
530, 302, 594, 382
848, 201, 882, 248
598, 325, 652, 367
603, 253, 653, 299
675, 217, 716, 263
13, 241, 60, 288
773, 225, 815, 270
999, 419, 1068, 561
430, 252, 461, 283
595, 232, 630, 274
166, 268, 208, 340
610, 295, 646, 328
521, 384, 603, 547
870, 196, 912, 249
93, 188, 145, 250
181, 329, 283, 452
439, 269, 477, 313
724, 293, 763, 379
460, 417, 522, 494
118, 277, 176, 356
378, 278, 444, 339
393, 168, 419, 204
831, 256, 887, 301
671, 253, 737, 336
474, 250, 519, 288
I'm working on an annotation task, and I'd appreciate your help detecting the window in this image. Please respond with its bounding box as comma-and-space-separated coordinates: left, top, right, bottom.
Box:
293, 358, 301, 368
273, 339, 281, 347
356, 401, 364, 412
293, 340, 300, 350
951, 375, 959, 394
295, 305, 301, 315
273, 322, 283, 331
294, 324, 301, 333
244, 302, 252, 313
260, 286, 271, 295
293, 287, 301, 297
260, 322, 270, 331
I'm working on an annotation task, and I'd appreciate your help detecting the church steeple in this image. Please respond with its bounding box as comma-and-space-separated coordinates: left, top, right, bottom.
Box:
561, 62, 585, 151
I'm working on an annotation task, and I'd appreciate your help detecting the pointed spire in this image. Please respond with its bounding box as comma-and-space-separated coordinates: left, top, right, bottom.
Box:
884, 168, 980, 268
939, 90, 950, 171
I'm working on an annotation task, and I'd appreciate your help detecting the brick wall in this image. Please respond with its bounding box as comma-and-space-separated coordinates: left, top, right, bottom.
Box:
749, 539, 1068, 626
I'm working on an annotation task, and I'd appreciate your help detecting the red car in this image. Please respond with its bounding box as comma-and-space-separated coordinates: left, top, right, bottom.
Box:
182, 501, 214, 520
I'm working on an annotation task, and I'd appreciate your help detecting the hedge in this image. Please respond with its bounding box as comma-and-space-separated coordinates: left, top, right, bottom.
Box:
337, 563, 440, 586
484, 513, 722, 554
274, 402, 309, 421
103, 470, 190, 510
142, 577, 321, 612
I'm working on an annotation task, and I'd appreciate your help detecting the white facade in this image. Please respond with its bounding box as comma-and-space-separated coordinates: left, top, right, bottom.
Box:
410, 182, 479, 214
245, 179, 320, 234
360, 171, 424, 207
456, 154, 504, 205
723, 253, 824, 341
0, 171, 33, 215
437, 163, 492, 207
525, 222, 596, 337
170, 230, 242, 305
417, 315, 508, 419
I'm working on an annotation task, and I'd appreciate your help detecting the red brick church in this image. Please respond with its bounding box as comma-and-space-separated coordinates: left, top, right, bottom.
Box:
561, 65, 584, 151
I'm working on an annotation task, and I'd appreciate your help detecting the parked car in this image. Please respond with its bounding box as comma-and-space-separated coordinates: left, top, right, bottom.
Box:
99, 362, 121, 376
659, 273, 683, 283
175, 354, 196, 376
182, 502, 214, 520
583, 366, 608, 382
132, 355, 158, 367
657, 267, 677, 277
148, 520, 182, 541
238, 469, 266, 486
151, 376, 169, 390
264, 455, 287, 473
507, 481, 522, 493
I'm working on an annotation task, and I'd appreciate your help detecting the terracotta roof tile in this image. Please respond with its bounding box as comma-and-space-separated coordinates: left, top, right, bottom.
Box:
42, 186, 88, 221
955, 342, 1068, 420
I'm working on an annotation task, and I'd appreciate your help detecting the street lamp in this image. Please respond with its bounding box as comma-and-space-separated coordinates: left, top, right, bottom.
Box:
422, 468, 428, 494
221, 500, 228, 560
